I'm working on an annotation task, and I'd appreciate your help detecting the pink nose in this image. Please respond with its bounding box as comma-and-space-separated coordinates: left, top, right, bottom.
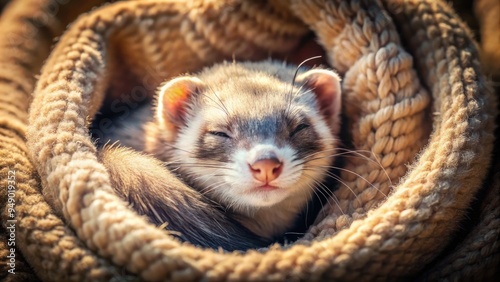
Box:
249, 158, 283, 183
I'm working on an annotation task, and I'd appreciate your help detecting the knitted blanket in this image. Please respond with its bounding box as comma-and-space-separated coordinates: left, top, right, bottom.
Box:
1, 0, 498, 281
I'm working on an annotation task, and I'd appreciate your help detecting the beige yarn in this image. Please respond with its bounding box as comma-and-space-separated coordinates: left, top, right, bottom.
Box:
0, 0, 498, 281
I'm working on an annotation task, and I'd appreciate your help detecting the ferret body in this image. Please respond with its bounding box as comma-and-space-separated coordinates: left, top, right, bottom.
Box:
97, 60, 342, 248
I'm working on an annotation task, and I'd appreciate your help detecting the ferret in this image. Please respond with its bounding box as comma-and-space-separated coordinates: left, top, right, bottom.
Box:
96, 60, 342, 249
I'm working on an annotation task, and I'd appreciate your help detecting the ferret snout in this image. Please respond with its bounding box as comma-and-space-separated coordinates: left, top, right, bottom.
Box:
246, 145, 283, 183
249, 158, 283, 182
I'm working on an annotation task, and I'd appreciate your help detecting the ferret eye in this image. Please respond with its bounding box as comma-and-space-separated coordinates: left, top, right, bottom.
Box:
208, 131, 231, 138
290, 123, 310, 137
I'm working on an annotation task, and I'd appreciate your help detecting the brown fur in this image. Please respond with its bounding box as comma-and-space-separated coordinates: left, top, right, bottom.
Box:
98, 145, 271, 250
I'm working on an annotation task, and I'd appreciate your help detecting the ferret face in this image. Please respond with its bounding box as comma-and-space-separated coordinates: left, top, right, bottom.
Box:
153, 61, 342, 212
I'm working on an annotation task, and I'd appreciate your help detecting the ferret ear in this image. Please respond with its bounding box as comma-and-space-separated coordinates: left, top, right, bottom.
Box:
156, 76, 205, 129
296, 69, 342, 133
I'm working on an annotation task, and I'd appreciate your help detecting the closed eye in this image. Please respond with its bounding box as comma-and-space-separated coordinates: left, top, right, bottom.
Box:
290, 123, 310, 137
208, 131, 231, 138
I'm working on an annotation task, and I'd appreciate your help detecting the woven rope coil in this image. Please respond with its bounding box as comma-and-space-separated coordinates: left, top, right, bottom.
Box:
0, 0, 497, 281
0, 1, 134, 281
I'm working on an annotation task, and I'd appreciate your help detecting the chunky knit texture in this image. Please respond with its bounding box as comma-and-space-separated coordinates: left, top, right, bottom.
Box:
1, 0, 499, 281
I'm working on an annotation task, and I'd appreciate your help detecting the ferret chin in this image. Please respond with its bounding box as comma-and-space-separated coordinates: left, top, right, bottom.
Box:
144, 60, 342, 239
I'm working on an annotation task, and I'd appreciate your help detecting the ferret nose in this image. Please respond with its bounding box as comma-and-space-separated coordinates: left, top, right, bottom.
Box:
249, 158, 283, 183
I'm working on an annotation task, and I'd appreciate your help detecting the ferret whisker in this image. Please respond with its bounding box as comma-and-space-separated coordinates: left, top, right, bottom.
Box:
301, 172, 343, 214
301, 154, 346, 165
285, 166, 304, 178
199, 184, 225, 197
309, 182, 334, 210
334, 148, 393, 186
301, 183, 324, 229
298, 147, 340, 160
290, 148, 340, 165
297, 150, 390, 185
335, 147, 387, 158
198, 180, 228, 196
323, 168, 387, 199
290, 56, 322, 92
292, 154, 336, 169
300, 172, 333, 201
195, 86, 226, 115
303, 167, 362, 207
161, 143, 195, 156
224, 192, 243, 212
313, 179, 336, 206
314, 185, 343, 215
326, 166, 388, 198
335, 148, 373, 154
190, 169, 226, 187
204, 84, 231, 117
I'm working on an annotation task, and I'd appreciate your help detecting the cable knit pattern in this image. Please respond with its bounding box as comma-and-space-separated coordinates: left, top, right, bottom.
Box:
0, 0, 498, 281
